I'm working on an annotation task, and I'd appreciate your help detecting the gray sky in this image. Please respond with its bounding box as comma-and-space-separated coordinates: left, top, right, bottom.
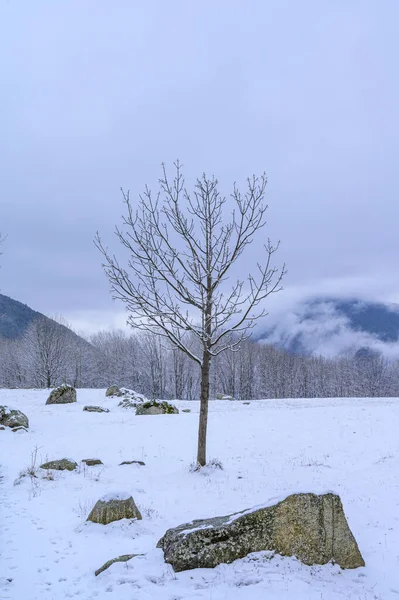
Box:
1, 0, 399, 334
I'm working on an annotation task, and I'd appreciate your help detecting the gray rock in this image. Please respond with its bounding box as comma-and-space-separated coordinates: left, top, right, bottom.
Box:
105, 385, 122, 397
182, 409, 191, 413
95, 553, 145, 576
40, 459, 78, 471
0, 426, 5, 431
119, 460, 145, 466
12, 426, 28, 433
216, 393, 233, 400
87, 494, 142, 524
83, 405, 110, 413
82, 458, 103, 466
0, 406, 29, 429
46, 385, 76, 405
136, 401, 179, 415
157, 493, 365, 572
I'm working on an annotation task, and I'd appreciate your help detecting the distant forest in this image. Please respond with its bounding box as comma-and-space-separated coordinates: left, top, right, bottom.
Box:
0, 315, 397, 399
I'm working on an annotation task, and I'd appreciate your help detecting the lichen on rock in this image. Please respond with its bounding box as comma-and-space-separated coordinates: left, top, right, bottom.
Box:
157, 493, 365, 572
46, 385, 76, 405
136, 400, 179, 415
87, 494, 142, 524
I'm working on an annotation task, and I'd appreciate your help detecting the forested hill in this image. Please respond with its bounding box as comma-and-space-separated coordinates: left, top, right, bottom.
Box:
0, 293, 43, 338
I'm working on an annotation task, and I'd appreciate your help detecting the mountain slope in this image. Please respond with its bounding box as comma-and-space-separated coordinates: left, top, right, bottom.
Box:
256, 297, 399, 358
0, 293, 44, 338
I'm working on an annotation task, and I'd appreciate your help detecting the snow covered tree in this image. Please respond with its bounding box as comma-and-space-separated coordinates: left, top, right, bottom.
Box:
96, 162, 285, 466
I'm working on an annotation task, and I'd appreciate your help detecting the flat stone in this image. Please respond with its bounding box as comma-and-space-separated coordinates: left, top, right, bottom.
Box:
40, 459, 78, 471
95, 553, 145, 576
83, 406, 110, 413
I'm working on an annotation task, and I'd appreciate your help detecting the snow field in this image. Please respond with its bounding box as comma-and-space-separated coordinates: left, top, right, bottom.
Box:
1, 389, 398, 599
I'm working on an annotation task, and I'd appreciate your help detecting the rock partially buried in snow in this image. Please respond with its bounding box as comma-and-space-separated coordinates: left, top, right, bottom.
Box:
46, 385, 76, 405
0, 406, 29, 429
119, 460, 145, 466
40, 459, 78, 471
83, 405, 110, 413
136, 400, 179, 415
105, 385, 122, 397
87, 493, 142, 524
82, 458, 103, 466
95, 553, 145, 576
157, 493, 365, 572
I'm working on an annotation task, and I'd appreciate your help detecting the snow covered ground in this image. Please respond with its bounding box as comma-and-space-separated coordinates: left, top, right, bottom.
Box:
1, 389, 398, 599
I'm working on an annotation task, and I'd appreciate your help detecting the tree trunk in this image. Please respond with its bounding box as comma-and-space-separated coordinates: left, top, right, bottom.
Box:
197, 349, 211, 466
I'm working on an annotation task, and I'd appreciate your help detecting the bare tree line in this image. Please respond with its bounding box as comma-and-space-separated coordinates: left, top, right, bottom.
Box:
0, 320, 397, 399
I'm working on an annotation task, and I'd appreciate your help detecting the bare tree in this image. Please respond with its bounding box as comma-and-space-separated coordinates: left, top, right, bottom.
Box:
96, 162, 285, 466
23, 315, 71, 388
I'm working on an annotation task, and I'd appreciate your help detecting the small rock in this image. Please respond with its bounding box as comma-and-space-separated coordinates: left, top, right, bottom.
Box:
82, 458, 103, 466
182, 409, 191, 413
12, 426, 28, 433
136, 401, 179, 415
0, 426, 5, 431
243, 402, 250, 405
40, 459, 78, 471
83, 406, 110, 413
119, 460, 145, 466
87, 493, 142, 524
105, 385, 122, 397
46, 385, 76, 405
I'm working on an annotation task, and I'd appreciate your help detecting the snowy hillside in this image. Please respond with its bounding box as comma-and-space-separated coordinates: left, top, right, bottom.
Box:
1, 389, 398, 599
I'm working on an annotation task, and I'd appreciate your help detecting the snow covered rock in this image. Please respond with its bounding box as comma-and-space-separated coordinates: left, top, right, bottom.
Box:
83, 405, 110, 413
105, 385, 122, 397
87, 493, 142, 524
216, 393, 234, 400
157, 492, 365, 572
136, 400, 179, 415
40, 459, 78, 471
0, 406, 29, 429
94, 553, 144, 576
46, 385, 76, 405
118, 389, 147, 409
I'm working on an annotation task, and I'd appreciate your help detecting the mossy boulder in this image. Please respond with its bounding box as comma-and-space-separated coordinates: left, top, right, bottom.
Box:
0, 406, 29, 429
46, 385, 76, 405
87, 493, 142, 524
157, 493, 365, 572
105, 385, 122, 397
40, 459, 78, 471
136, 400, 179, 415
82, 458, 103, 466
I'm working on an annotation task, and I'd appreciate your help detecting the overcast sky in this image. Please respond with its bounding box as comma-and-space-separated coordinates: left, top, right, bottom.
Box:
1, 1, 398, 334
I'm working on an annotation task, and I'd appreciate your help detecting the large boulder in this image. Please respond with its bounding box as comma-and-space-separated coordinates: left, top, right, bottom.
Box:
87, 493, 142, 524
46, 385, 76, 405
105, 385, 122, 397
136, 400, 179, 415
157, 493, 365, 572
40, 458, 78, 471
0, 406, 29, 429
